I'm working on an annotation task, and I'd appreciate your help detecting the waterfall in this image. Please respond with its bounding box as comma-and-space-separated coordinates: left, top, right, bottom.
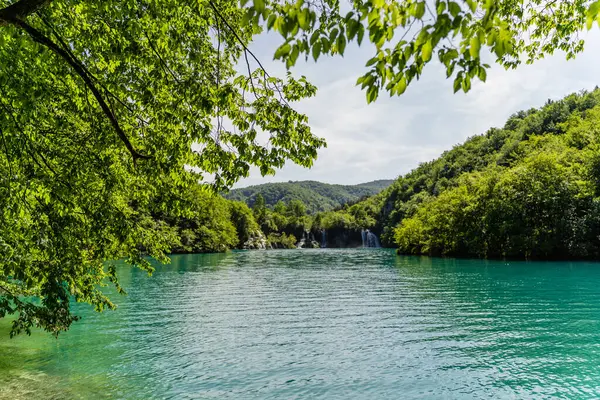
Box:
321, 230, 327, 248
296, 231, 307, 249
366, 231, 381, 248
362, 229, 381, 248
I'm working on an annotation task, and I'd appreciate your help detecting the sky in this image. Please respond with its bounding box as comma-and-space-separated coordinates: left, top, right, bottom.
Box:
233, 28, 600, 188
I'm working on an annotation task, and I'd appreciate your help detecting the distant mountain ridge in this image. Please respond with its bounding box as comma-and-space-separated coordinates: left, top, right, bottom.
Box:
225, 179, 394, 213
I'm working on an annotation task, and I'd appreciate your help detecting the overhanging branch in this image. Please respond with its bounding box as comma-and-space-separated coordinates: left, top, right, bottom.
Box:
0, 0, 50, 24
6, 17, 150, 162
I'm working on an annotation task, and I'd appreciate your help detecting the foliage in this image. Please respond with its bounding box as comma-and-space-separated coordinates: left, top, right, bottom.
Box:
339, 89, 600, 247
0, 0, 326, 336
226, 179, 393, 213
159, 186, 239, 254
228, 200, 263, 247
252, 193, 267, 223
245, 0, 600, 101
285, 199, 306, 218
266, 232, 297, 248
393, 90, 600, 258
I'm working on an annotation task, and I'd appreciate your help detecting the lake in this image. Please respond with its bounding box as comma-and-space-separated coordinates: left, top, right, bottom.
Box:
2, 249, 600, 399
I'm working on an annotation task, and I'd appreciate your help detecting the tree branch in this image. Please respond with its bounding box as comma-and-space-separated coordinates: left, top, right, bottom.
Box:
0, 282, 16, 297
207, 1, 270, 79
0, 0, 50, 24
37, 14, 150, 127
6, 17, 150, 163
143, 31, 181, 85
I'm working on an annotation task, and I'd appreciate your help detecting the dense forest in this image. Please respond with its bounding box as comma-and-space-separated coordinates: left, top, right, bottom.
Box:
317, 88, 600, 259
225, 180, 393, 213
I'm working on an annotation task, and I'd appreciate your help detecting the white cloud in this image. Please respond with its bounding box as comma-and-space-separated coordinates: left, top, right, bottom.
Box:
234, 29, 600, 188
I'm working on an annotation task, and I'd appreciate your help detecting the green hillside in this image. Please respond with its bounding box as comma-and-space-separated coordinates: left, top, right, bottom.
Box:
319, 88, 600, 259
225, 179, 394, 213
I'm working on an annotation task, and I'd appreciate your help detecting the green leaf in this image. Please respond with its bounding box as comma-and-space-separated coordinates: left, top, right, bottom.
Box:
470, 36, 480, 58
329, 28, 339, 42
357, 24, 365, 45
448, 1, 461, 17
253, 0, 265, 13
285, 45, 299, 68
587, 14, 594, 30
312, 41, 321, 61
267, 14, 277, 30
421, 40, 433, 62
337, 35, 347, 55
465, 0, 477, 12
347, 19, 359, 40
290, 45, 300, 65
477, 66, 487, 82
453, 76, 462, 93
445, 49, 459, 62
588, 0, 600, 19
278, 17, 289, 37
310, 31, 320, 45
446, 62, 456, 78
298, 8, 311, 30
414, 2, 426, 19
462, 75, 471, 92
321, 37, 331, 53
366, 56, 378, 67
366, 85, 379, 103
437, 1, 447, 15
274, 43, 292, 59
395, 76, 407, 95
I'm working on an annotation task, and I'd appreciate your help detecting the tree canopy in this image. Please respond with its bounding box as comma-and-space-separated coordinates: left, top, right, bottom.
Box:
226, 179, 393, 213
1, 0, 599, 337
0, 0, 324, 337
249, 0, 600, 101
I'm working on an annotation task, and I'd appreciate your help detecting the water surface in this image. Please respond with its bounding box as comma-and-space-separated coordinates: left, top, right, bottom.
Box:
2, 249, 600, 399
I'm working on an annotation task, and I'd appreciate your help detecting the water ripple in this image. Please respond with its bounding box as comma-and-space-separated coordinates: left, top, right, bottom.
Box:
4, 249, 600, 399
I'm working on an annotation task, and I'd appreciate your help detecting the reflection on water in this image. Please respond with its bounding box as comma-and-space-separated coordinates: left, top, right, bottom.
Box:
3, 249, 600, 399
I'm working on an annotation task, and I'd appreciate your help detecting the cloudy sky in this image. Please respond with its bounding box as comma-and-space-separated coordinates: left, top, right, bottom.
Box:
233, 28, 600, 188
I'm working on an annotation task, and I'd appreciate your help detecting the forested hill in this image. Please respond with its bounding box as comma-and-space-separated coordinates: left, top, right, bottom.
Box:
322, 88, 600, 259
225, 180, 394, 213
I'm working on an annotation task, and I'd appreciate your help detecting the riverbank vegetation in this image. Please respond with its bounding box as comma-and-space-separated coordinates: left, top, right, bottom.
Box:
320, 89, 600, 259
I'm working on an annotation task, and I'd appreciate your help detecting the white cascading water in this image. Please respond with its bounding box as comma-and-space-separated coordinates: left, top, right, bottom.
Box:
361, 229, 381, 248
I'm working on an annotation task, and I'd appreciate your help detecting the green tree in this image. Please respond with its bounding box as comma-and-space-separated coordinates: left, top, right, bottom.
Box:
252, 193, 267, 223
274, 200, 287, 214
286, 199, 307, 218
162, 185, 239, 254
228, 201, 263, 248
0, 0, 324, 337
393, 97, 600, 259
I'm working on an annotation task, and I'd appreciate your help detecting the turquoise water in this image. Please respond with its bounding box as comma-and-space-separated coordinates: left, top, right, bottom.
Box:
3, 249, 600, 399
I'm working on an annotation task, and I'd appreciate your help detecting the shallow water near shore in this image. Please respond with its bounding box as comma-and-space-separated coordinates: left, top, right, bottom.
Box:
3, 249, 600, 399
